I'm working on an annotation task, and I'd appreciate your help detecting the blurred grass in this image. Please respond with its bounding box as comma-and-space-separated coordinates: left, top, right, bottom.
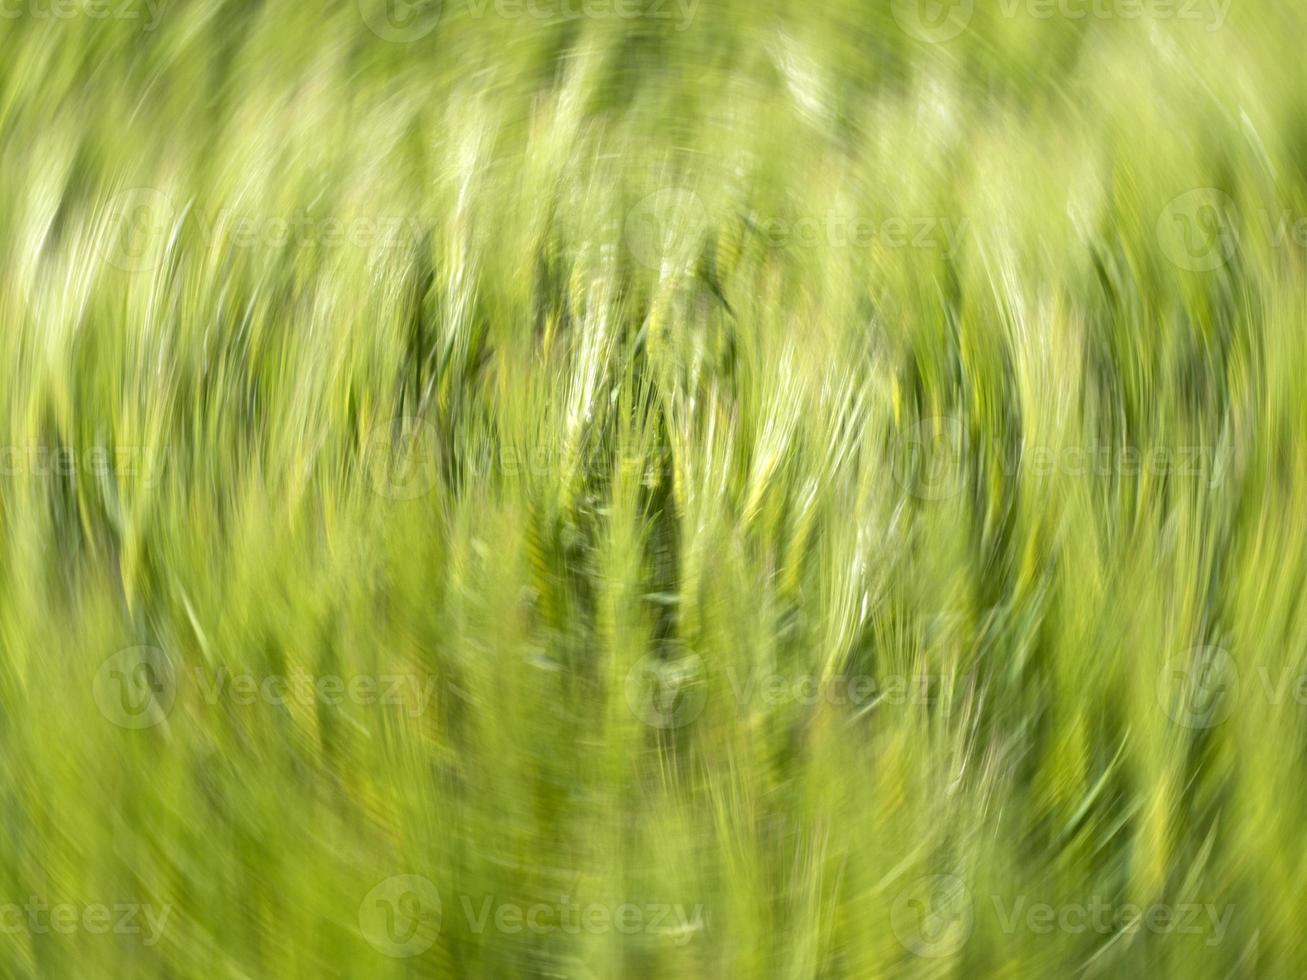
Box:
1, 0, 1306, 976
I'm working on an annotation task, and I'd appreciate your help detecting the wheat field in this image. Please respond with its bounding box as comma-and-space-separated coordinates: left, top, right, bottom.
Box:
1, 0, 1305, 976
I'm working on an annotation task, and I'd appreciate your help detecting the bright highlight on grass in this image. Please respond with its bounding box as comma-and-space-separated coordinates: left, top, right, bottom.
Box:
1, 0, 1305, 977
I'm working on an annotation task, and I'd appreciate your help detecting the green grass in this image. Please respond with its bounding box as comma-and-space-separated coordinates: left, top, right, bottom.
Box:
2, 0, 1306, 976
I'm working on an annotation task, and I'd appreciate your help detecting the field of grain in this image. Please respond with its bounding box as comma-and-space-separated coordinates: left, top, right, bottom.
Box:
1, 1, 1305, 976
